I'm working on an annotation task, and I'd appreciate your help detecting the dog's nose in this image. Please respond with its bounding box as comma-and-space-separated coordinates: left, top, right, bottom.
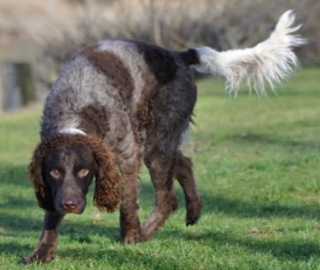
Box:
62, 199, 77, 211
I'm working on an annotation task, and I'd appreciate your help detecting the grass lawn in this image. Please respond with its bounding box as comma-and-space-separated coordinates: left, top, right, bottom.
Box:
0, 68, 319, 269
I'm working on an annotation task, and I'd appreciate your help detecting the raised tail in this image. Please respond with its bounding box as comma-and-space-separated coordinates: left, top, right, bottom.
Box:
183, 10, 306, 95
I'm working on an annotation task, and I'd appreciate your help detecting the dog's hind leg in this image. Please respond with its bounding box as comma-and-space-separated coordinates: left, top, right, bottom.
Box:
142, 150, 179, 240
175, 151, 202, 226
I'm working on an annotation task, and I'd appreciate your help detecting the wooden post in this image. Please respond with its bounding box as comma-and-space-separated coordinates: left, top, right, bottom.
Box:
17, 63, 35, 106
1, 63, 35, 111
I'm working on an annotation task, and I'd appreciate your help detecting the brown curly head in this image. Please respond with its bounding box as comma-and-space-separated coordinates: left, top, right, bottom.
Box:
29, 134, 121, 213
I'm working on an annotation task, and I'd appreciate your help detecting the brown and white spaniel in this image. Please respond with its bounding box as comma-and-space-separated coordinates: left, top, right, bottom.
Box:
24, 10, 304, 263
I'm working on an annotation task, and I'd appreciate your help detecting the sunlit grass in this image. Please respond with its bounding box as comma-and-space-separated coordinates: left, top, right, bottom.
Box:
0, 68, 319, 269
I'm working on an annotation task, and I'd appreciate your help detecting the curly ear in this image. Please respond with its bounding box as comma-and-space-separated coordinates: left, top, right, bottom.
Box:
88, 136, 121, 212
29, 141, 55, 212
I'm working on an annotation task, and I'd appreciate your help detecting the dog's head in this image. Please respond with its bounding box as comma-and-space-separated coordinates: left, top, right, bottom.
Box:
29, 134, 121, 214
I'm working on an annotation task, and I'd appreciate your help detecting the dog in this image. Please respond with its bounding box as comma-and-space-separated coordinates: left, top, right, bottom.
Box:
24, 10, 304, 263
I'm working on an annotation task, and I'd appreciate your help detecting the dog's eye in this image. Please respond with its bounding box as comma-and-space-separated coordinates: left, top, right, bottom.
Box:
78, 169, 89, 178
50, 169, 60, 179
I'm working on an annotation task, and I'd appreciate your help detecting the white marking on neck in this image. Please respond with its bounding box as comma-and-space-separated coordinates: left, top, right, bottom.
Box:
59, 128, 87, 136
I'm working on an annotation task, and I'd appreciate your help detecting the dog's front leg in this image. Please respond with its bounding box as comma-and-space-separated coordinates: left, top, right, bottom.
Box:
119, 158, 142, 243
23, 212, 64, 264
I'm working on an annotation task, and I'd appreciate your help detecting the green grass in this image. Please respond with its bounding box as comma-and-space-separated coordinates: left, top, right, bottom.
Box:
1, 68, 320, 269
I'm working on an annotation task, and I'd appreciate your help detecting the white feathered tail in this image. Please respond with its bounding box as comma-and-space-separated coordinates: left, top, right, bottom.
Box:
194, 10, 306, 95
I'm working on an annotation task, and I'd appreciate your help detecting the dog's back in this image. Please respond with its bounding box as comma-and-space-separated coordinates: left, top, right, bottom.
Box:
41, 40, 197, 160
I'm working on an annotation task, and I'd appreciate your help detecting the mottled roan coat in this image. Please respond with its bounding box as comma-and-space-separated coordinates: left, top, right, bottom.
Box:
25, 10, 305, 264
26, 40, 202, 263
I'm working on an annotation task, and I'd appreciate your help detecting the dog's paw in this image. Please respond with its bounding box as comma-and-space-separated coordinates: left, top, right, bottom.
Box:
121, 228, 143, 244
186, 197, 202, 226
22, 246, 56, 264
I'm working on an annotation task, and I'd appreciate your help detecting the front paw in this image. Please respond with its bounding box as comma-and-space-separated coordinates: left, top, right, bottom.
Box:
22, 245, 56, 264
121, 228, 143, 243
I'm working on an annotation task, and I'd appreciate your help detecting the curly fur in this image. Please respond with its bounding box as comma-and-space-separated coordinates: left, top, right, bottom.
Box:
88, 135, 122, 212
29, 134, 121, 213
29, 142, 55, 212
